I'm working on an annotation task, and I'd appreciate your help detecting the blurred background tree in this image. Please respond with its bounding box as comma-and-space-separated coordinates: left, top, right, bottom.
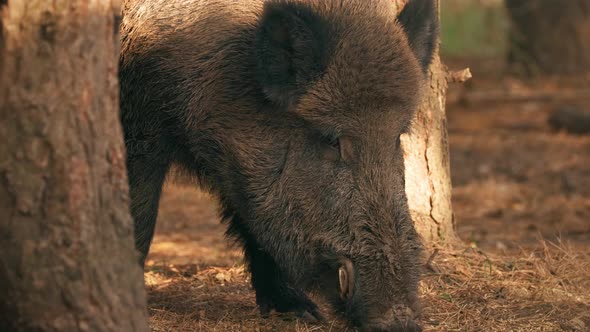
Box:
505, 0, 590, 76
441, 0, 590, 78
440, 0, 508, 58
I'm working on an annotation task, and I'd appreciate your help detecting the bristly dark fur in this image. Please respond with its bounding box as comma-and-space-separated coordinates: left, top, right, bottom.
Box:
397, 0, 439, 73
119, 1, 438, 331
256, 1, 335, 106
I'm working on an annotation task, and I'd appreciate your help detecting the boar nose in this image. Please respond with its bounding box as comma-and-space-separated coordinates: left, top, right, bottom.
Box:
364, 306, 422, 332
387, 319, 422, 332
364, 319, 422, 332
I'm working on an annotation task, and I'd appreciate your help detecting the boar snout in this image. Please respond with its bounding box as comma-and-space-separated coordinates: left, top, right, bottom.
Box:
364, 319, 422, 332
363, 305, 422, 332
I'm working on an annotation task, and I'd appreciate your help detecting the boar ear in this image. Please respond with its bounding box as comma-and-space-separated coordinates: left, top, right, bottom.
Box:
338, 258, 355, 301
397, 0, 439, 73
255, 1, 331, 105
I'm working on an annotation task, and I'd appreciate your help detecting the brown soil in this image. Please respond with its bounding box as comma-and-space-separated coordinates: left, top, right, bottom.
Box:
146, 58, 590, 331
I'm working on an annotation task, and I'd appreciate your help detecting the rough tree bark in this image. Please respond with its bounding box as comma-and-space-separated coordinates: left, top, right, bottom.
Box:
505, 0, 590, 76
394, 0, 456, 244
0, 1, 149, 331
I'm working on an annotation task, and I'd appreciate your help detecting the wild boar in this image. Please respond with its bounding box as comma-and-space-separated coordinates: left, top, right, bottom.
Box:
119, 0, 438, 330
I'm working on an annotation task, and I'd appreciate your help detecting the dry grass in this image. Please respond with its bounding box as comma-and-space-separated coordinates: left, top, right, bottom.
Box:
145, 236, 590, 331
146, 182, 590, 331
421, 241, 590, 331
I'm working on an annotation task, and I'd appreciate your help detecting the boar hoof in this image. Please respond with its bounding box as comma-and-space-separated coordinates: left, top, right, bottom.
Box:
259, 302, 272, 318
256, 287, 323, 322
296, 308, 323, 322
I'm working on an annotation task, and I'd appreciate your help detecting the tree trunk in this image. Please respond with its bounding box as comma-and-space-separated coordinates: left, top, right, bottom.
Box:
505, 0, 590, 76
395, 0, 456, 244
404, 56, 455, 244
0, 1, 149, 331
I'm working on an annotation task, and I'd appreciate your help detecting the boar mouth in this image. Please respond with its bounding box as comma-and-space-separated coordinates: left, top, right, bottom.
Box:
308, 251, 423, 332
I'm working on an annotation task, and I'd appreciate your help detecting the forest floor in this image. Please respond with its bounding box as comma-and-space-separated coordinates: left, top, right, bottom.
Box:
145, 58, 590, 332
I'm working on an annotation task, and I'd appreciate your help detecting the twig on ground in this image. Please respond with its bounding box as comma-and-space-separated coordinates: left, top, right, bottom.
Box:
426, 249, 440, 273
447, 68, 472, 83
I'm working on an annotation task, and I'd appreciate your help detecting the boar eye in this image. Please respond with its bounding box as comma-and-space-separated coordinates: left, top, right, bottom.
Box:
395, 135, 401, 148
321, 136, 341, 161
